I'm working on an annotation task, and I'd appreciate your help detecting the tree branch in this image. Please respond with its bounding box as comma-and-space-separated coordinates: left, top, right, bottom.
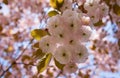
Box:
16, 39, 34, 60
0, 62, 16, 78
16, 62, 36, 66
0, 39, 34, 77
55, 71, 63, 78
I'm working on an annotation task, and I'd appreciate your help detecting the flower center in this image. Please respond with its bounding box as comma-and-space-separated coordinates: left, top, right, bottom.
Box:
78, 52, 82, 56
59, 34, 63, 38
54, 24, 57, 28
69, 65, 74, 68
82, 33, 86, 36
69, 40, 74, 44
62, 53, 66, 57
70, 23, 74, 28
46, 43, 49, 46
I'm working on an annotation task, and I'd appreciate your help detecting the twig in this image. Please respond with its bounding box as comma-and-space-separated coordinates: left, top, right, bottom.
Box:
0, 62, 16, 78
55, 71, 63, 78
0, 63, 4, 71
0, 39, 34, 77
16, 62, 36, 66
108, 12, 113, 24
16, 39, 34, 60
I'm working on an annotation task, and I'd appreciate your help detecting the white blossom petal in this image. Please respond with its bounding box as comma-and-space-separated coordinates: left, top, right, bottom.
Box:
39, 35, 56, 53
75, 26, 92, 42
72, 44, 89, 63
54, 46, 72, 64
63, 62, 78, 73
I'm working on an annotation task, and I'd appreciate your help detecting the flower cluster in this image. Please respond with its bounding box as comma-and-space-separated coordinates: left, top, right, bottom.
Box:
39, 8, 92, 73
84, 0, 109, 23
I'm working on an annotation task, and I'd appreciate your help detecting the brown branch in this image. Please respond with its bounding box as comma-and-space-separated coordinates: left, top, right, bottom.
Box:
0, 63, 4, 71
55, 71, 63, 78
16, 62, 36, 66
108, 6, 113, 24
0, 62, 16, 78
15, 39, 34, 60
0, 39, 34, 77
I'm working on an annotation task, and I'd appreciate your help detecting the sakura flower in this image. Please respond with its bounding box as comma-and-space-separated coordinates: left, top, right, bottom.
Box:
63, 62, 78, 74
47, 18, 71, 42
62, 9, 78, 18
116, 0, 120, 6
84, 0, 100, 15
72, 44, 89, 63
97, 3, 109, 19
59, 33, 79, 48
60, 0, 72, 11
53, 46, 72, 64
39, 35, 56, 53
63, 37, 78, 47
46, 15, 61, 35
51, 25, 72, 44
84, 0, 100, 23
63, 14, 81, 32
75, 26, 92, 42
90, 13, 99, 24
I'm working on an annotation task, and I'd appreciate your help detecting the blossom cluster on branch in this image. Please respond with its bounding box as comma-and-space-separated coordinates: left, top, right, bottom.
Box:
40, 8, 92, 73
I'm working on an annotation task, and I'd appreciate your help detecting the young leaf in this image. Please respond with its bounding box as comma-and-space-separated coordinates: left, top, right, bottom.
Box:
57, 0, 63, 4
54, 58, 65, 70
22, 55, 31, 63
94, 20, 104, 26
118, 39, 120, 47
50, 0, 64, 9
50, 0, 58, 9
57, 0, 64, 8
37, 53, 52, 73
113, 4, 120, 16
3, 0, 8, 5
4, 72, 12, 78
31, 29, 48, 40
48, 10, 59, 17
32, 49, 46, 60
0, 25, 3, 32
4, 46, 14, 53
104, 0, 110, 5
32, 42, 39, 48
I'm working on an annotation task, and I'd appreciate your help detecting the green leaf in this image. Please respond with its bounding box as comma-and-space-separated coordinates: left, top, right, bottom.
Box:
4, 46, 13, 53
113, 4, 120, 16
32, 49, 46, 60
50, 0, 58, 9
57, 0, 64, 8
94, 20, 104, 26
3, 0, 8, 5
5, 72, 12, 78
31, 29, 48, 40
48, 10, 59, 17
104, 0, 110, 5
54, 58, 65, 70
32, 42, 39, 48
50, 0, 64, 9
13, 32, 19, 41
22, 55, 31, 63
37, 53, 52, 73
0, 25, 3, 32
118, 39, 120, 47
